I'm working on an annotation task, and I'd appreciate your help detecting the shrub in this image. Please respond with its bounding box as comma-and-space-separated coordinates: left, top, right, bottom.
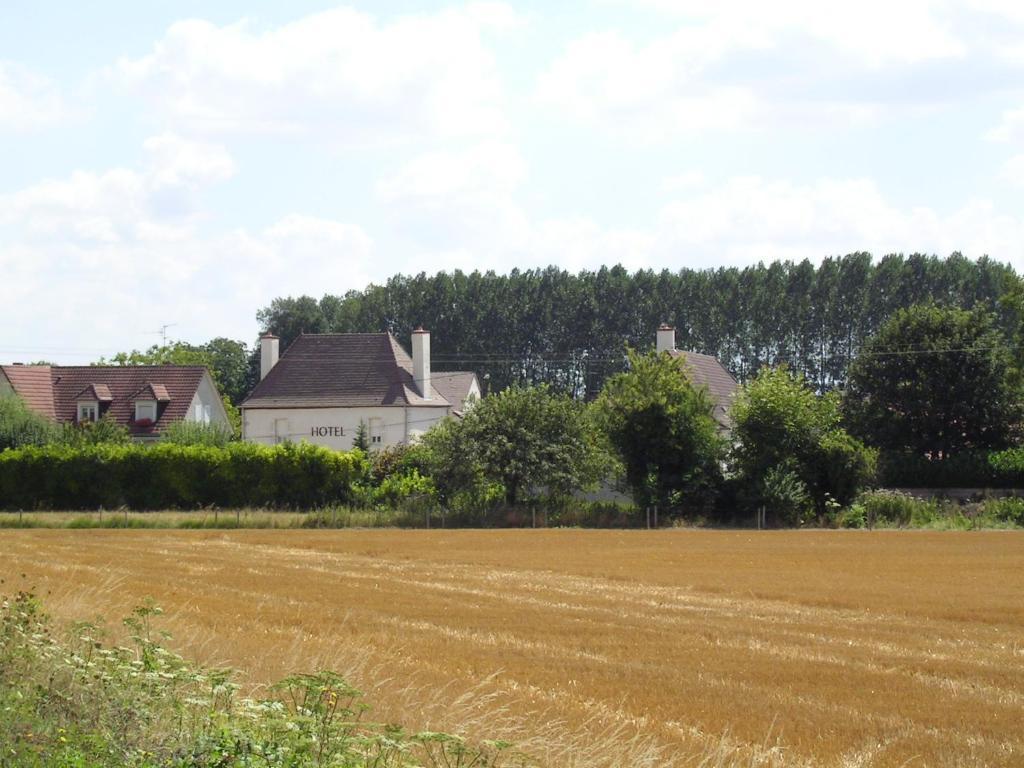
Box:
981, 496, 1024, 525
0, 394, 59, 451
761, 465, 812, 527
0, 442, 370, 510
856, 490, 947, 528
160, 420, 235, 447
59, 415, 131, 446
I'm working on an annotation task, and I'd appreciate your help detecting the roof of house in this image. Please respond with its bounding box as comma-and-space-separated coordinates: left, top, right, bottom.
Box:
1, 364, 210, 435
666, 350, 739, 427
2, 365, 56, 419
241, 333, 454, 409
431, 371, 479, 416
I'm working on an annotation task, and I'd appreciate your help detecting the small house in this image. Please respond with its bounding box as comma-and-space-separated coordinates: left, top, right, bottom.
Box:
0, 364, 229, 440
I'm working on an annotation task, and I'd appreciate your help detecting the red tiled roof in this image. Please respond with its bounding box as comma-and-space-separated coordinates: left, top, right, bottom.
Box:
3, 365, 208, 435
241, 333, 453, 409
1, 365, 56, 420
667, 350, 739, 427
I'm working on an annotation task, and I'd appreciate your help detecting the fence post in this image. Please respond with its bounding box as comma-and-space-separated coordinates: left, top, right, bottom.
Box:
646, 506, 650, 529
653, 505, 658, 528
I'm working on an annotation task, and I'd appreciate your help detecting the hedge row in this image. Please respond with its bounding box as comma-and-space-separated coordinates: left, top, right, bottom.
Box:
876, 449, 1024, 489
0, 442, 369, 510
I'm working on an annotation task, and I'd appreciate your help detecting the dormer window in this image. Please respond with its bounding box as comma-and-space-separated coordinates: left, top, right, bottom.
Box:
78, 401, 99, 423
135, 400, 157, 423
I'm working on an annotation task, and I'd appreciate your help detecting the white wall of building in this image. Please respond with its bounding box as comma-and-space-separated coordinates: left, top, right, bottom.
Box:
242, 404, 451, 450
186, 372, 231, 427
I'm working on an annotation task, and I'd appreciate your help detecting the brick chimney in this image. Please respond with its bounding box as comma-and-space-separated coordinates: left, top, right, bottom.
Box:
656, 323, 676, 354
260, 334, 279, 380
412, 327, 431, 399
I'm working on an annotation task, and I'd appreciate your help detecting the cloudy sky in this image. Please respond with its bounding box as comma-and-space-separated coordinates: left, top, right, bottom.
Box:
3, 1, 1024, 362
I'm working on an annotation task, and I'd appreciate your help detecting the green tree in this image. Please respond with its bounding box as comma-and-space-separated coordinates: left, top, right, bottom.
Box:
593, 350, 723, 514
100, 339, 254, 406
845, 303, 1022, 455
731, 366, 875, 524
421, 385, 607, 507
0, 394, 59, 450
353, 420, 370, 452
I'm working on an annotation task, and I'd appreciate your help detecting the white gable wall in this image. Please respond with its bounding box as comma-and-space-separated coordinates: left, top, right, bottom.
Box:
185, 372, 231, 427
242, 404, 451, 450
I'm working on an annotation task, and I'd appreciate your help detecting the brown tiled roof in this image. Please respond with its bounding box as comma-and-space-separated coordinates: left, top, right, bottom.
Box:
1, 365, 56, 420
3, 365, 208, 435
132, 383, 172, 402
432, 371, 479, 415
667, 350, 739, 428
75, 383, 113, 402
241, 333, 453, 409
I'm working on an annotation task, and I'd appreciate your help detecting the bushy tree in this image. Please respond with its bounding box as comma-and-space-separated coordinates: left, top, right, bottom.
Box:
0, 395, 59, 451
845, 303, 1022, 455
593, 350, 723, 514
101, 338, 254, 405
419, 385, 608, 507
60, 416, 131, 446
731, 366, 875, 524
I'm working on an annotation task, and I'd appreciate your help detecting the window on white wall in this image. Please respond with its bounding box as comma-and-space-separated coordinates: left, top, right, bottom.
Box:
369, 417, 383, 444
135, 400, 157, 422
77, 402, 98, 423
274, 418, 289, 444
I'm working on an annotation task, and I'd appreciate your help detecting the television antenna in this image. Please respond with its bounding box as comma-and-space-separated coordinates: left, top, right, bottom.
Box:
148, 323, 178, 345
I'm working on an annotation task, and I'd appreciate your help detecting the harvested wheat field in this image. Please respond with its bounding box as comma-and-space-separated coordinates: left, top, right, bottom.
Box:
2, 529, 1022, 767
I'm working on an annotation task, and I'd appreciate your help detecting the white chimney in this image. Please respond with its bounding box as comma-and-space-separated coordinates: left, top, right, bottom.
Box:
260, 334, 279, 380
412, 327, 431, 399
656, 323, 676, 354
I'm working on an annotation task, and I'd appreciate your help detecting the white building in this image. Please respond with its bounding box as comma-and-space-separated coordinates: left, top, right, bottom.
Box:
240, 329, 480, 450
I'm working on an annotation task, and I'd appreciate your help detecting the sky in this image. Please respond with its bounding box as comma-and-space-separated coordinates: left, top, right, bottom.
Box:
3, 0, 1024, 363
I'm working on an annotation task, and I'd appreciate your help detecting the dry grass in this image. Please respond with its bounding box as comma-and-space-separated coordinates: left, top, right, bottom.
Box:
1, 529, 1022, 767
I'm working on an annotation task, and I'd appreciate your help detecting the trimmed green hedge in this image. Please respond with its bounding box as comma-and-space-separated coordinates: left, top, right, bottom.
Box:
876, 449, 1024, 489
0, 442, 369, 510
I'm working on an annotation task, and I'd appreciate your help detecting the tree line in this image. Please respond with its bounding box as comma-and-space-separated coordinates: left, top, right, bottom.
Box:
256, 252, 1017, 395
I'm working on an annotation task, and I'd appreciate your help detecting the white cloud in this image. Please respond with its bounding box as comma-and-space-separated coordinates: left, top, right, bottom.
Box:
142, 133, 236, 188
0, 140, 374, 359
0, 61, 64, 131
536, 29, 763, 140
1000, 154, 1024, 187
987, 107, 1024, 142
116, 3, 519, 145
607, 0, 966, 66
655, 176, 1024, 265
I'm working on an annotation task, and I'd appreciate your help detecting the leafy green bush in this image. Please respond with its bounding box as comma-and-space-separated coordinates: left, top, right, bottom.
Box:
160, 419, 235, 446
59, 415, 131, 446
761, 465, 812, 526
0, 395, 59, 451
980, 496, 1024, 525
856, 490, 947, 527
371, 468, 436, 510
0, 442, 369, 510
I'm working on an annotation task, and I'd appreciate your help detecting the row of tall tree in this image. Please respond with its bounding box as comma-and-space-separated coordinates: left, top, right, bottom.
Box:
256, 253, 1016, 396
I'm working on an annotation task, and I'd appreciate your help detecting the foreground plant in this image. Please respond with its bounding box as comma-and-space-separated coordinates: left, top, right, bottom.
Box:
0, 591, 528, 768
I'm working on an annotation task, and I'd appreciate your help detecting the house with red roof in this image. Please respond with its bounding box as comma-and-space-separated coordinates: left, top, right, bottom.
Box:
0, 364, 229, 441
241, 329, 480, 449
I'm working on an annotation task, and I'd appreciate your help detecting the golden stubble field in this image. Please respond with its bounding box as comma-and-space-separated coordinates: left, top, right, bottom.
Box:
1, 529, 1022, 767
